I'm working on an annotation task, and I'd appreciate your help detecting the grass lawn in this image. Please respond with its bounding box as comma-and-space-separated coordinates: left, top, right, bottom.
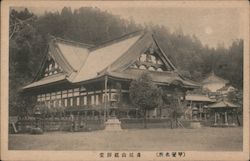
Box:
9, 127, 242, 151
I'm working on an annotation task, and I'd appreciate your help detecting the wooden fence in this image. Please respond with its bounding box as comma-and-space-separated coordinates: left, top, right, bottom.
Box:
14, 117, 216, 134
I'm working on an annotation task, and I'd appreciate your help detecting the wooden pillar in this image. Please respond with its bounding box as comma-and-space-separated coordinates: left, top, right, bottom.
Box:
224, 111, 228, 125
214, 112, 217, 125
232, 111, 236, 125
104, 75, 108, 122
199, 103, 202, 120
92, 111, 95, 119
84, 111, 87, 120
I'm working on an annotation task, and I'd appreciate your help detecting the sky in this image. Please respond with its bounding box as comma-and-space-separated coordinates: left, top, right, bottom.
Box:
17, 1, 247, 48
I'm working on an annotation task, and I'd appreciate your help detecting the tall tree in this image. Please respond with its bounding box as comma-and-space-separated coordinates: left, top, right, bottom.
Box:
129, 73, 163, 128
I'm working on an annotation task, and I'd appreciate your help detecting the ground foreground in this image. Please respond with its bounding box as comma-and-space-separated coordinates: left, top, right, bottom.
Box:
9, 127, 242, 151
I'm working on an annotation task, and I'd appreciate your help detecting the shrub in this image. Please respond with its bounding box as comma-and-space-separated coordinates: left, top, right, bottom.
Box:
30, 127, 43, 134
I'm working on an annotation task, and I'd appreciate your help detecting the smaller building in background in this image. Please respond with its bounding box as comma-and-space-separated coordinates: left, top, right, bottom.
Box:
208, 100, 240, 127
184, 94, 215, 120
217, 84, 236, 97
201, 72, 238, 100
202, 71, 229, 93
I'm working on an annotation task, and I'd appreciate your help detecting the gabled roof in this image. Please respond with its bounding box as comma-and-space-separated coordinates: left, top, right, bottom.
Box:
23, 73, 67, 89
23, 31, 199, 90
202, 71, 229, 84
49, 36, 92, 74
71, 31, 143, 82
185, 94, 215, 102
208, 100, 240, 108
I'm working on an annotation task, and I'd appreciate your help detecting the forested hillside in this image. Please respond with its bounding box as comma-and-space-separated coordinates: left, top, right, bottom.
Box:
9, 7, 243, 115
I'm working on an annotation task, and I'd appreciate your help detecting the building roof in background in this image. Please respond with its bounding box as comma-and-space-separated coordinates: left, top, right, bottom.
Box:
185, 94, 215, 102
208, 100, 240, 108
217, 84, 236, 92
202, 71, 229, 84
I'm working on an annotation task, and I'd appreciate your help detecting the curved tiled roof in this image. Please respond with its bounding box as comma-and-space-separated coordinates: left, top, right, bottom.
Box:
23, 31, 200, 90
208, 100, 240, 108
185, 94, 215, 102
71, 32, 143, 82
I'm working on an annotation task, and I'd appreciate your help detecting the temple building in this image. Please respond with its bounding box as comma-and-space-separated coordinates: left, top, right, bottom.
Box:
185, 94, 215, 120
22, 31, 199, 118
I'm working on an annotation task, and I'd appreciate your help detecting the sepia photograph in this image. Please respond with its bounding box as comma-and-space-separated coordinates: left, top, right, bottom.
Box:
1, 1, 249, 161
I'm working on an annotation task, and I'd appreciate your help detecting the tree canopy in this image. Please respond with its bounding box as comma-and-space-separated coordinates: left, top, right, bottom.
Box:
129, 72, 163, 127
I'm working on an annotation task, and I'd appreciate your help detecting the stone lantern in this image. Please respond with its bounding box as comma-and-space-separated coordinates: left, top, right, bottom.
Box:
34, 107, 41, 128
192, 107, 198, 121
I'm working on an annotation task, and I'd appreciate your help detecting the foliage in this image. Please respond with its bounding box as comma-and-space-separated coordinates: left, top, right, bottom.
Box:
227, 90, 243, 114
129, 73, 163, 128
162, 92, 185, 118
30, 127, 43, 134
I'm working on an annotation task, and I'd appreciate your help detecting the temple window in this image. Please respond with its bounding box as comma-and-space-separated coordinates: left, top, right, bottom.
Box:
46, 93, 50, 101
83, 96, 87, 105
96, 95, 99, 105
73, 88, 80, 96
56, 91, 61, 99
53, 100, 56, 107
64, 99, 68, 107
41, 94, 45, 101
91, 95, 95, 105
62, 90, 67, 98
51, 92, 56, 100
70, 98, 73, 106
58, 100, 62, 106
102, 93, 109, 102
37, 95, 41, 102
46, 101, 50, 108
68, 89, 73, 97
76, 97, 80, 106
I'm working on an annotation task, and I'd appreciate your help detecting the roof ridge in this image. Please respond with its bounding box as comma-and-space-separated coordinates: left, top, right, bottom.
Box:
48, 34, 94, 49
89, 30, 144, 51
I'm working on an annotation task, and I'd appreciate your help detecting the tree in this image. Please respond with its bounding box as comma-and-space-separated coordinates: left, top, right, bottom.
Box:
162, 91, 185, 128
129, 72, 163, 128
